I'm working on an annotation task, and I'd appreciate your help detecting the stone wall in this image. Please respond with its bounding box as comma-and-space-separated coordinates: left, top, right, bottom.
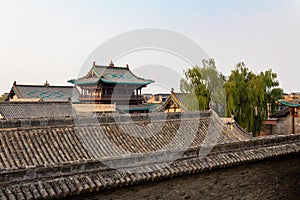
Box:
78, 153, 300, 200
272, 115, 300, 135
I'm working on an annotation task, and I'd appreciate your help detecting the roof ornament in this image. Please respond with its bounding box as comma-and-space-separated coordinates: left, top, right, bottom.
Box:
126, 64, 129, 69
93, 61, 96, 67
209, 102, 213, 110
13, 81, 16, 86
109, 60, 114, 67
44, 80, 49, 87
171, 88, 174, 93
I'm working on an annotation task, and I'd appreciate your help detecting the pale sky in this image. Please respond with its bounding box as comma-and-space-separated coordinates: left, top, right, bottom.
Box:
1, 0, 300, 95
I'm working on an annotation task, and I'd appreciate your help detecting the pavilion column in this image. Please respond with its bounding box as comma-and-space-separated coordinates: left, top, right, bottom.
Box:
292, 108, 295, 134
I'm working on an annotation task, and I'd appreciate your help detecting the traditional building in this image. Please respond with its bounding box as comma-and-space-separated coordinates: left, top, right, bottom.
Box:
154, 90, 188, 113
5, 81, 80, 103
262, 100, 300, 135
146, 93, 170, 104
69, 62, 154, 113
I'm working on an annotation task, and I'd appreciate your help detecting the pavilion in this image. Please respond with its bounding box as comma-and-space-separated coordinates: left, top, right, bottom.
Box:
69, 61, 154, 113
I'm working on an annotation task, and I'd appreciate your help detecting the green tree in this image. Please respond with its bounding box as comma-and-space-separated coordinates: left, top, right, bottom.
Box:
259, 69, 283, 115
180, 67, 211, 111
200, 58, 226, 116
225, 63, 283, 136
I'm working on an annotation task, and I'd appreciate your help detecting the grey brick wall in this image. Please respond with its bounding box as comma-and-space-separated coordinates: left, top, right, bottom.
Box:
273, 115, 300, 135
78, 154, 300, 200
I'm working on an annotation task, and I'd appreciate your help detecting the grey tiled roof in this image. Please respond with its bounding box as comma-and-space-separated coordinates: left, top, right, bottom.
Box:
0, 111, 298, 199
0, 102, 74, 119
269, 108, 290, 118
0, 111, 251, 170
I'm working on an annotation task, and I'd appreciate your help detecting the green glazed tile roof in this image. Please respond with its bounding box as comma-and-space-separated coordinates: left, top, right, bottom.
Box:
13, 85, 80, 102
71, 64, 154, 85
278, 100, 300, 107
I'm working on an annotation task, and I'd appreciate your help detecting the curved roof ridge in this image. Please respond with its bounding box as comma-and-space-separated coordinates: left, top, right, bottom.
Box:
71, 63, 154, 85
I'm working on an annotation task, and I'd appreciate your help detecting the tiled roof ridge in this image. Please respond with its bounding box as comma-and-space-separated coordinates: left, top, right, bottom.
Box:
15, 84, 74, 88
93, 64, 148, 80
95, 65, 154, 83
0, 111, 212, 129
0, 117, 213, 132
0, 101, 71, 105
73, 64, 154, 85
0, 134, 299, 199
95, 64, 127, 70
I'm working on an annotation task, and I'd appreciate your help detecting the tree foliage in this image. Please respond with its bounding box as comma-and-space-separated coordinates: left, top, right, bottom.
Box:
180, 66, 211, 111
180, 59, 283, 136
180, 58, 225, 114
225, 62, 283, 136
200, 59, 226, 116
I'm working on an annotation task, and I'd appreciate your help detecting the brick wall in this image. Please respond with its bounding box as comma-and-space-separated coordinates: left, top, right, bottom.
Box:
78, 153, 300, 200
273, 115, 300, 135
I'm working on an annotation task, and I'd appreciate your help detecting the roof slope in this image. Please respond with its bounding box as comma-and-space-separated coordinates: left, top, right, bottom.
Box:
70, 63, 154, 85
8, 111, 300, 199
7, 84, 80, 102
269, 108, 290, 118
0, 102, 74, 119
0, 111, 250, 171
0, 138, 299, 200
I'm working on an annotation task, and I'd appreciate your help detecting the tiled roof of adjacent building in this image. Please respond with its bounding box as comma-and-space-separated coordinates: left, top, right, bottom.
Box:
6, 83, 80, 103
154, 91, 188, 112
69, 62, 154, 86
269, 107, 290, 118
0, 102, 74, 119
0, 111, 299, 199
278, 100, 300, 108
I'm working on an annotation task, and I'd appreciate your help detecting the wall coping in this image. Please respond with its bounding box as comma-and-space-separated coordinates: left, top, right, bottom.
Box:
0, 133, 299, 185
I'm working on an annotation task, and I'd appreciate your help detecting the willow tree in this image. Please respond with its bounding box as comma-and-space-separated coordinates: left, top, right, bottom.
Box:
200, 58, 226, 116
180, 67, 210, 111
259, 69, 283, 115
225, 63, 283, 136
180, 58, 226, 113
